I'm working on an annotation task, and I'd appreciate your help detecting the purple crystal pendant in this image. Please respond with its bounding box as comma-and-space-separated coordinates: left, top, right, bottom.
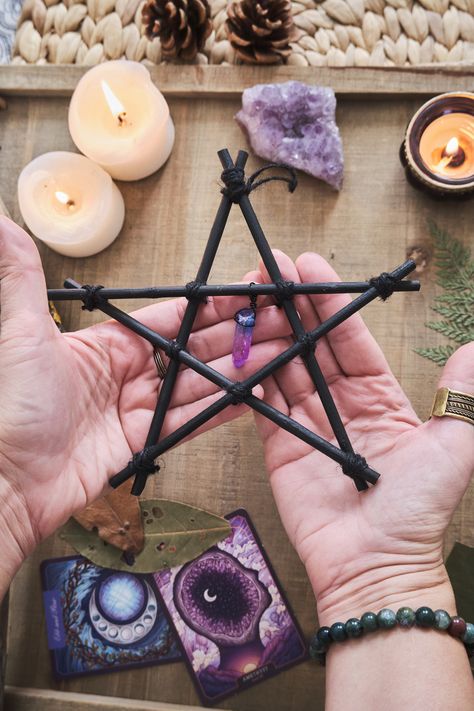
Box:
232, 307, 256, 368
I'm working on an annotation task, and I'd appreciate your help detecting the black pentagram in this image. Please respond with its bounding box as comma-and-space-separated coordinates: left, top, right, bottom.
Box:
48, 149, 420, 496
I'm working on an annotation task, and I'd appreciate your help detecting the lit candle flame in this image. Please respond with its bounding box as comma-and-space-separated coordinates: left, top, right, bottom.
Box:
444, 136, 459, 157
435, 136, 462, 170
101, 79, 126, 125
55, 190, 74, 208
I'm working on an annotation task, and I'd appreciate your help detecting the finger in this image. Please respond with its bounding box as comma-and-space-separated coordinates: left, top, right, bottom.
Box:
424, 342, 474, 475
126, 271, 275, 341
97, 266, 292, 380
254, 387, 341, 472
170, 337, 288, 408
99, 300, 292, 384
295, 252, 391, 377
121, 337, 290, 411
252, 249, 341, 446
179, 268, 282, 365
185, 303, 290, 367
439, 342, 474, 396
256, 249, 342, 404
165, 384, 264, 444
253, 374, 289, 445
255, 366, 350, 448
0, 217, 50, 325
125, 385, 264, 454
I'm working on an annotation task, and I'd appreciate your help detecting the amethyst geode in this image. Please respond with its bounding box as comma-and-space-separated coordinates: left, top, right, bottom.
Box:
235, 81, 344, 190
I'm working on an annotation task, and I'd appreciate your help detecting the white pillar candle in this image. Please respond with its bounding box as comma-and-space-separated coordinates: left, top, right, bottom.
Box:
18, 151, 125, 258
68, 61, 175, 182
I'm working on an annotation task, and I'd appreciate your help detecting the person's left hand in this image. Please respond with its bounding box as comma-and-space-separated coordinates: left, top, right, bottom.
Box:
0, 218, 290, 586
250, 249, 474, 625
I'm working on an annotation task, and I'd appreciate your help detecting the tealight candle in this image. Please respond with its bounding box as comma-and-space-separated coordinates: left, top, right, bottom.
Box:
400, 92, 474, 197
18, 151, 125, 257
68, 61, 174, 181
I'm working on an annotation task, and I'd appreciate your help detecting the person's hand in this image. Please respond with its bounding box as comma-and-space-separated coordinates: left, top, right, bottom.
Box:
0, 218, 291, 590
253, 250, 474, 624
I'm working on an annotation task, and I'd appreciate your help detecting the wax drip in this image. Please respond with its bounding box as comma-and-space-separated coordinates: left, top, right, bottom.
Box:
232, 285, 257, 368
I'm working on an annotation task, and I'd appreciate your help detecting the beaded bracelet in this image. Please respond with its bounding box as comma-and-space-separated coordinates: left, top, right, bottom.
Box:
309, 607, 474, 665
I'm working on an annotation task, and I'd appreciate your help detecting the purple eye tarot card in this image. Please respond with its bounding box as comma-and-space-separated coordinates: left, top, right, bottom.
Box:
154, 509, 308, 706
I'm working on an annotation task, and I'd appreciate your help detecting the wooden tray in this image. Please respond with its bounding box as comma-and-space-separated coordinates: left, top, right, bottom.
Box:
0, 64, 473, 711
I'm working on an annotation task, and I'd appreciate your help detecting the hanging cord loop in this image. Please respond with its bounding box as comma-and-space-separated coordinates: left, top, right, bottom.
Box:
249, 281, 258, 313
221, 163, 298, 203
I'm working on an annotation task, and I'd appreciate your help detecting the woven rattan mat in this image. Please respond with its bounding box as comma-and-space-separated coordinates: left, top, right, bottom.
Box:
12, 0, 474, 68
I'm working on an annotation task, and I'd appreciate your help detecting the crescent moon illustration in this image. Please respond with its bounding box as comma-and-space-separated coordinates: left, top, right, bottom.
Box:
203, 588, 217, 603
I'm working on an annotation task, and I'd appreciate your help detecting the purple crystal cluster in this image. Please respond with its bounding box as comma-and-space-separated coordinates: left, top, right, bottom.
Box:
235, 81, 344, 190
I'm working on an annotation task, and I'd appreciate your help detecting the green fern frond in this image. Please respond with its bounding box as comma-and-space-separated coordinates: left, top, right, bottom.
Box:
416, 222, 473, 366
439, 266, 474, 291
435, 293, 474, 306
414, 345, 456, 366
431, 304, 474, 327
424, 320, 473, 344
438, 278, 471, 291
428, 220, 471, 279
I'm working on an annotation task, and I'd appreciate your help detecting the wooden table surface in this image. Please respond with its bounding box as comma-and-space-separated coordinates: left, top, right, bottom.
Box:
0, 65, 472, 711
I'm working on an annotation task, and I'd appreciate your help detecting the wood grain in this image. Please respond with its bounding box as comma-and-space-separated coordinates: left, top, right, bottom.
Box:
0, 66, 472, 710
5, 687, 227, 711
1, 64, 474, 98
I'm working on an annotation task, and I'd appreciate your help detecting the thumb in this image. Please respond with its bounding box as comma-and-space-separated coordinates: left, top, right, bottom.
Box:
0, 217, 49, 326
426, 342, 474, 473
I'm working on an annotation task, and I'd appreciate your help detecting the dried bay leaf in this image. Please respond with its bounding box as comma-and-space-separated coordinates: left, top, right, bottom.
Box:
61, 499, 231, 573
73, 479, 144, 555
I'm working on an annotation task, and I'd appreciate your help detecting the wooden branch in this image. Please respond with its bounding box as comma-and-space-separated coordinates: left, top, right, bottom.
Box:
0, 65, 473, 98
5, 687, 226, 711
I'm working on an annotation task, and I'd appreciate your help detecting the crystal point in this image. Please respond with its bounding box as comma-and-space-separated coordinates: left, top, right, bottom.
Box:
235, 81, 344, 190
232, 307, 256, 368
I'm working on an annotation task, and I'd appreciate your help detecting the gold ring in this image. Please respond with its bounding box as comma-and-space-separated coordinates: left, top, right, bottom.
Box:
153, 348, 168, 379
431, 387, 474, 426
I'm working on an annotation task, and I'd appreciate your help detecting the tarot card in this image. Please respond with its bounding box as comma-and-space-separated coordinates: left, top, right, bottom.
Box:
154, 509, 308, 706
41, 555, 181, 678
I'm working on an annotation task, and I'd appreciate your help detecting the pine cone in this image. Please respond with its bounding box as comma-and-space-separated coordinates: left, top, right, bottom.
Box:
226, 0, 297, 65
142, 0, 212, 61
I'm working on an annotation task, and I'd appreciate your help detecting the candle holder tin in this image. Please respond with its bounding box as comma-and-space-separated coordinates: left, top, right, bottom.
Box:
400, 92, 474, 198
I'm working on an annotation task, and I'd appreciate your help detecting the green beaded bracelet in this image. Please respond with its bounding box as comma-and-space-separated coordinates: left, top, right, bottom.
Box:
309, 607, 474, 665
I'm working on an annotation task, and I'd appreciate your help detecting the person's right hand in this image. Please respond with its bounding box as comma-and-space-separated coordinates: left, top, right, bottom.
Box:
253, 250, 474, 625
0, 218, 291, 595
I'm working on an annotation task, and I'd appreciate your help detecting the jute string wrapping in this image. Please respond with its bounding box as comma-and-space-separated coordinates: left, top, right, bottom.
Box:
12, 0, 474, 68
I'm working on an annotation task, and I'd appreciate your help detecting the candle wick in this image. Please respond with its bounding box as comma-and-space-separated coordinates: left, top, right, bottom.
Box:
117, 112, 127, 127
436, 156, 452, 170
441, 138, 465, 169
